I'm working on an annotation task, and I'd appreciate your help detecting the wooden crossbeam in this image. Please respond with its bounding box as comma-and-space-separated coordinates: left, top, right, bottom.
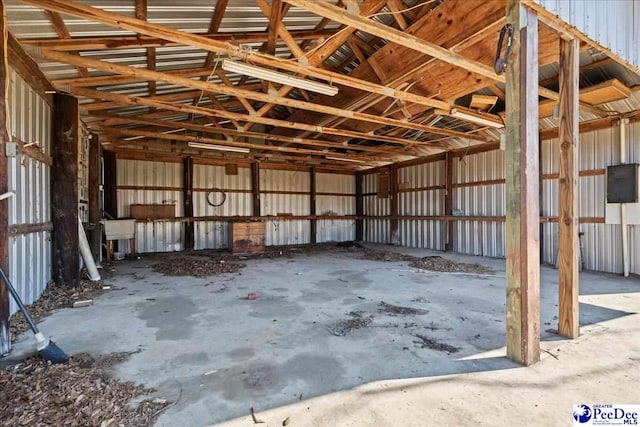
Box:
34, 48, 474, 140
43, 9, 89, 78
20, 0, 449, 112
20, 29, 339, 51
96, 114, 421, 156
103, 127, 385, 162
283, 0, 503, 82
74, 87, 446, 151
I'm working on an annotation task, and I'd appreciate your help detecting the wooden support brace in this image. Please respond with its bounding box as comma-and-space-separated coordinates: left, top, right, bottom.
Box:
505, 1, 540, 366
183, 156, 194, 251
52, 93, 80, 288
251, 162, 261, 217
355, 172, 364, 241
310, 167, 317, 244
557, 37, 580, 339
88, 133, 101, 261
444, 151, 453, 251
389, 164, 399, 245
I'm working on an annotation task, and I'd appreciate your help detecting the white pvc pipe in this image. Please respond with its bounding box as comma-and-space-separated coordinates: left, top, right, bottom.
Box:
0, 191, 15, 201
620, 119, 629, 277
78, 217, 101, 281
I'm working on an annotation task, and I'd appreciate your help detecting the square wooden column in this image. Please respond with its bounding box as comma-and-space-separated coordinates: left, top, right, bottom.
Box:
444, 152, 454, 251
309, 167, 317, 244
52, 93, 80, 288
355, 172, 364, 241
505, 1, 541, 365
557, 38, 580, 338
183, 156, 194, 251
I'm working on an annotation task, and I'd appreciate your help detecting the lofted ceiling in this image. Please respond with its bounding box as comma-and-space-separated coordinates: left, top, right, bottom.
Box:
5, 0, 640, 171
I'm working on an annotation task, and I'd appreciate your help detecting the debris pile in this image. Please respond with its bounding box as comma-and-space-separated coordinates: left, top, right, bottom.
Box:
358, 251, 415, 262
413, 334, 460, 354
153, 257, 244, 277
378, 301, 428, 316
409, 256, 493, 274
10, 279, 104, 341
0, 353, 169, 427
328, 316, 374, 336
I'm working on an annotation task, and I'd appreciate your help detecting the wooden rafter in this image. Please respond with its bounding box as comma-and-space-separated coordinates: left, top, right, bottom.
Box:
20, 29, 339, 51
72, 87, 447, 152
92, 113, 424, 156
34, 48, 477, 140
42, 10, 89, 77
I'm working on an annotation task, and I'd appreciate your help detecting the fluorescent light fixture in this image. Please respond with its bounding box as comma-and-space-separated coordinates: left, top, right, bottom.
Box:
450, 108, 504, 129
188, 142, 250, 153
222, 59, 339, 97
325, 156, 364, 163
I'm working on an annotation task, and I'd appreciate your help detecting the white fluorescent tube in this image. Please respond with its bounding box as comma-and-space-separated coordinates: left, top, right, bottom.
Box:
325, 156, 364, 163
188, 142, 250, 153
450, 108, 504, 128
222, 60, 339, 97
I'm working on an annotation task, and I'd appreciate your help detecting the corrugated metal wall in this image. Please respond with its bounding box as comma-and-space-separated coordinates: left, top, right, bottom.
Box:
117, 159, 184, 253
193, 164, 251, 250
531, 0, 640, 70
316, 172, 355, 243
115, 160, 355, 251
363, 171, 389, 243
362, 121, 640, 275
261, 169, 310, 246
398, 162, 445, 249
453, 150, 506, 257
6, 68, 52, 315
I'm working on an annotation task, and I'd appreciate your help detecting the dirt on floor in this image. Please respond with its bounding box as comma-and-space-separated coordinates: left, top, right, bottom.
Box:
412, 334, 460, 354
358, 249, 493, 274
378, 301, 428, 316
0, 353, 169, 427
9, 279, 105, 342
152, 257, 245, 277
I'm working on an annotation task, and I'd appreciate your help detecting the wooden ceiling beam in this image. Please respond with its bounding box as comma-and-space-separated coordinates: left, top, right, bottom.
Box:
20, 29, 339, 51
108, 145, 364, 171
93, 113, 422, 155
283, 0, 504, 82
42, 9, 89, 78
386, 0, 409, 30
20, 0, 441, 112
102, 127, 387, 163
35, 48, 473, 139
73, 87, 446, 150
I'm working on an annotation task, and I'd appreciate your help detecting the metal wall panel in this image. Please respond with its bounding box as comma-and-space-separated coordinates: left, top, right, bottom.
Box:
316, 173, 355, 243
193, 164, 251, 250
363, 172, 389, 243
116, 159, 183, 253
6, 68, 52, 315
453, 150, 506, 258
532, 0, 640, 69
261, 169, 310, 246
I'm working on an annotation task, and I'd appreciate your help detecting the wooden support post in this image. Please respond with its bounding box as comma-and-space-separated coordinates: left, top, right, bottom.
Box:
52, 93, 80, 288
309, 167, 317, 244
103, 150, 117, 219
355, 172, 364, 241
505, 1, 540, 366
557, 37, 580, 339
251, 162, 260, 217
88, 133, 101, 261
389, 164, 399, 245
183, 156, 194, 251
444, 151, 454, 251
0, 0, 11, 354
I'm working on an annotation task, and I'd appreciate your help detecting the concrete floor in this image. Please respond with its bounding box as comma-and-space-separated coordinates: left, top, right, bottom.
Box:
9, 244, 640, 426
